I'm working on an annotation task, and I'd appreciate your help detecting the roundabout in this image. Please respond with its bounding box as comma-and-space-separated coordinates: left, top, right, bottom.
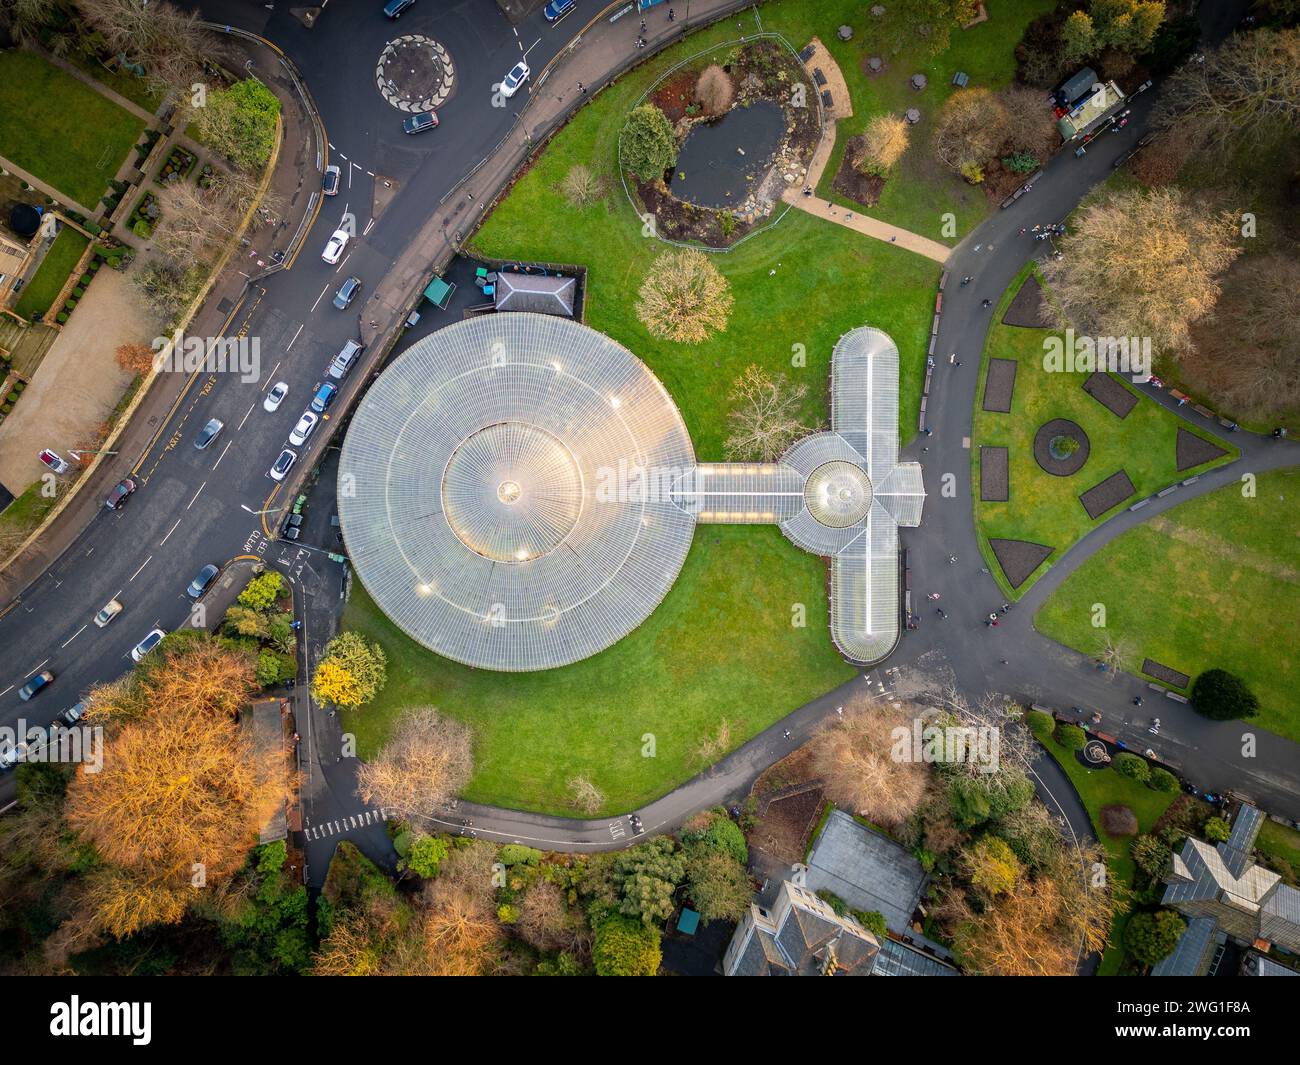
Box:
376, 34, 456, 113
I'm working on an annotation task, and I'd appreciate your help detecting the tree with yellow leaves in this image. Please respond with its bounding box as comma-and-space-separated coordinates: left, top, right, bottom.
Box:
311, 631, 387, 710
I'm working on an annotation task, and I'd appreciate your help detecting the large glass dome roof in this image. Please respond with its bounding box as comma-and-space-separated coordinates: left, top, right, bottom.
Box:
337, 314, 697, 672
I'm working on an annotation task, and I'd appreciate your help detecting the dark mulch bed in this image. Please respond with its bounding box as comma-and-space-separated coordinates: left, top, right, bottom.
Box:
1142, 658, 1190, 689
650, 69, 699, 122
1079, 469, 1137, 519
1083, 371, 1139, 419
979, 446, 1008, 502
1001, 273, 1055, 328
1033, 418, 1090, 476
748, 785, 825, 866
982, 357, 1018, 412
1101, 804, 1139, 837
637, 179, 756, 247
1176, 426, 1229, 472
989, 537, 1054, 589
831, 136, 884, 207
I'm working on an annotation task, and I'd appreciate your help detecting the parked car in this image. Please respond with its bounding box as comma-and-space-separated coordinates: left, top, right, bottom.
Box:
289, 411, 320, 447
104, 477, 137, 510
0, 741, 26, 772
269, 448, 298, 482
38, 448, 70, 474
544, 0, 576, 22
321, 228, 349, 264
327, 340, 363, 380
194, 417, 224, 450
310, 382, 338, 413
131, 628, 166, 662
60, 701, 87, 726
322, 164, 341, 196
93, 598, 123, 627
332, 276, 362, 310
384, 0, 416, 17
402, 111, 438, 135
500, 61, 529, 98
264, 381, 289, 412
186, 563, 220, 599
18, 669, 54, 701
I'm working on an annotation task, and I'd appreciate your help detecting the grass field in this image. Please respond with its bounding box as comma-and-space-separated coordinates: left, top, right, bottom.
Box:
0, 50, 146, 209
12, 226, 89, 321
472, 17, 940, 454
972, 267, 1238, 598
1257, 819, 1300, 885
342, 526, 857, 816
1033, 726, 1177, 975
1036, 468, 1300, 742
788, 0, 1056, 241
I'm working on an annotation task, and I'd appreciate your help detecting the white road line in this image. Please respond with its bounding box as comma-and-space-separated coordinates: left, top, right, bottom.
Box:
160, 519, 181, 546
212, 439, 233, 471
129, 556, 153, 581
60, 625, 87, 649
0, 686, 12, 698
262, 359, 283, 385
188, 482, 207, 509
366, 170, 375, 178
363, 217, 375, 237
310, 285, 329, 312
335, 252, 350, 274
238, 401, 256, 431
286, 324, 304, 351
25, 659, 49, 677
336, 150, 348, 161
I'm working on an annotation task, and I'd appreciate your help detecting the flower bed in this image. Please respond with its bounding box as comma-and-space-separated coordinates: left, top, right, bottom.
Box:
156, 144, 197, 187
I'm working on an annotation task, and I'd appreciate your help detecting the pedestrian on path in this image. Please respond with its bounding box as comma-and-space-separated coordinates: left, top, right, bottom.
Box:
948, 555, 958, 564
981, 298, 992, 308
640, 17, 646, 31
577, 82, 586, 94
936, 608, 947, 618
669, 7, 676, 20
960, 275, 972, 286
783, 729, 791, 740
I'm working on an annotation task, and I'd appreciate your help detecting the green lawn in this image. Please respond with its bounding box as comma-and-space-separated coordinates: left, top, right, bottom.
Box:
972, 266, 1238, 598
0, 478, 62, 550
1036, 468, 1300, 742
471, 20, 939, 453
1033, 727, 1177, 975
776, 0, 1056, 241
62, 52, 163, 115
12, 226, 89, 321
0, 49, 146, 209
1257, 819, 1300, 885
343, 526, 857, 816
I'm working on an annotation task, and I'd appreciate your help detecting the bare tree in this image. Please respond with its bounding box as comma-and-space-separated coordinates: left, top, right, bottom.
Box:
566, 775, 604, 816
1040, 187, 1241, 352
558, 164, 606, 207
808, 696, 930, 829
694, 63, 735, 116
931, 88, 1010, 173
636, 248, 734, 344
1155, 28, 1300, 151
998, 84, 1059, 160
1095, 632, 1134, 680
0, 0, 60, 42
723, 364, 813, 461
76, 0, 225, 95
355, 707, 473, 821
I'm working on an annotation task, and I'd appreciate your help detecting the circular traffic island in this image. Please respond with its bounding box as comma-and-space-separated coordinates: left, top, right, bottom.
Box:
1033, 418, 1090, 476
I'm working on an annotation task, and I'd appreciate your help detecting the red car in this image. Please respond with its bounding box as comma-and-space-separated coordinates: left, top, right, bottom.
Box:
38, 449, 70, 474
104, 477, 137, 510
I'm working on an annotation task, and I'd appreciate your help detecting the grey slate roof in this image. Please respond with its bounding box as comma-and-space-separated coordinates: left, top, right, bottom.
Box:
1260, 884, 1300, 950
805, 809, 927, 935
1223, 802, 1265, 878
726, 881, 880, 975
872, 937, 959, 977
493, 271, 576, 316
1151, 917, 1218, 977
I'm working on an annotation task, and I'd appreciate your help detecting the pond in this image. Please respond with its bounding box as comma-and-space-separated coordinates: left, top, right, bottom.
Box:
669, 99, 787, 210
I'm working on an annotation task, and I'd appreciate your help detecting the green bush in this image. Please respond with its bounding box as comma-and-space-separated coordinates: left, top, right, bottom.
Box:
1, 403, 10, 415
816, 889, 848, 916
1112, 752, 1150, 784
5, 391, 16, 403
404, 834, 449, 878
592, 915, 661, 976
1204, 816, 1230, 843
498, 844, 542, 866
64, 300, 76, 310
1055, 723, 1087, 751
80, 274, 92, 285
1026, 709, 1054, 739
239, 570, 285, 609
1192, 669, 1259, 721
621, 103, 678, 182
1125, 909, 1186, 966
1148, 767, 1179, 793
55, 312, 68, 324
853, 909, 888, 940
1131, 834, 1171, 878
131, 219, 153, 238
12, 381, 23, 392
72, 287, 84, 298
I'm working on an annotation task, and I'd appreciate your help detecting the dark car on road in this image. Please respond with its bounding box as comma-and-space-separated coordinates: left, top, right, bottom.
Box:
402, 111, 438, 135
194, 417, 224, 450
186, 563, 220, 599
104, 477, 137, 510
384, 0, 415, 15
332, 276, 362, 310
544, 0, 576, 22
18, 670, 54, 701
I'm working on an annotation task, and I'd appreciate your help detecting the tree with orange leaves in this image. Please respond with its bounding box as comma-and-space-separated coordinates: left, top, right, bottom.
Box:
114, 342, 159, 377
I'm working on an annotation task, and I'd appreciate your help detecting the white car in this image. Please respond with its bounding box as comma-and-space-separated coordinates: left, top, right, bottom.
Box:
289, 411, 319, 447
93, 598, 123, 628
321, 228, 350, 264
131, 627, 166, 662
263, 382, 289, 412
269, 448, 297, 482
500, 61, 529, 99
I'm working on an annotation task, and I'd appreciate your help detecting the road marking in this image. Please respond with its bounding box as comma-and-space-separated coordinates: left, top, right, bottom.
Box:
129, 556, 153, 581
0, 686, 11, 698
188, 482, 207, 509
238, 401, 256, 431
311, 285, 329, 312
286, 324, 303, 351
160, 520, 181, 546
24, 659, 49, 677
263, 359, 282, 385
60, 625, 87, 649
212, 439, 233, 471
363, 217, 375, 237
335, 252, 350, 274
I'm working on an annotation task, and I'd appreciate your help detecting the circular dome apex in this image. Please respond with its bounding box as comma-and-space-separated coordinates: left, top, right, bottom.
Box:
805, 460, 872, 528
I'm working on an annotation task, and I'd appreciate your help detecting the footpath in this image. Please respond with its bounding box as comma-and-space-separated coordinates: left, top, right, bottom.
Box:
0, 32, 322, 608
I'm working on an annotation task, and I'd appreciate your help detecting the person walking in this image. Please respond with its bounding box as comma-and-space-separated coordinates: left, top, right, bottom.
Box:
981, 298, 992, 308
668, 7, 676, 21
936, 608, 947, 619
783, 729, 792, 740
948, 555, 958, 564
577, 81, 586, 94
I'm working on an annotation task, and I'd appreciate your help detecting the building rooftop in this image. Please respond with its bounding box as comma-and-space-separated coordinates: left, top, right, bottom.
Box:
493, 271, 576, 316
